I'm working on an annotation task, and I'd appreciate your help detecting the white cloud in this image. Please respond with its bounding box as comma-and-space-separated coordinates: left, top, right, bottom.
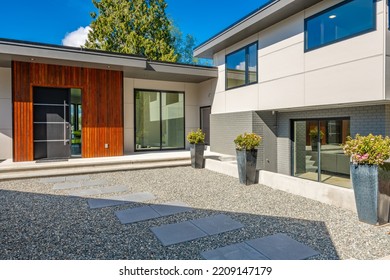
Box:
62, 26, 91, 47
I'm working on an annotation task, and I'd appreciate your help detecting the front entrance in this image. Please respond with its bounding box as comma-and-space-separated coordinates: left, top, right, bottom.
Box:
33, 87, 82, 160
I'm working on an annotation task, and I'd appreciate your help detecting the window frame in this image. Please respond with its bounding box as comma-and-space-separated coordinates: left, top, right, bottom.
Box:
133, 89, 186, 152
304, 0, 377, 52
225, 41, 258, 90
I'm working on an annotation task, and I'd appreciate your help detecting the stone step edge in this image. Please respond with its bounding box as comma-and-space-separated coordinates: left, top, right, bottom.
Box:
0, 155, 191, 173
0, 159, 191, 180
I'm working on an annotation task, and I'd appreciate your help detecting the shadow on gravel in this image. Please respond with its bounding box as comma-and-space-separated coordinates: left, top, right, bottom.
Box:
0, 189, 339, 260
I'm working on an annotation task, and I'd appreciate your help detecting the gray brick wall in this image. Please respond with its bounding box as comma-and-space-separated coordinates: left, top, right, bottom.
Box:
210, 105, 389, 176
210, 111, 277, 171
277, 105, 389, 175
210, 111, 253, 156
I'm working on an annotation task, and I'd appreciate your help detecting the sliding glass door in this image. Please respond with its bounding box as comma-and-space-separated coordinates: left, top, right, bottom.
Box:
292, 118, 351, 188
135, 90, 184, 151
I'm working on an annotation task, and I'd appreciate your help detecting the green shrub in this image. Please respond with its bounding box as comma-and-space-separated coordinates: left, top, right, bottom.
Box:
186, 129, 205, 144
343, 133, 390, 165
234, 132, 262, 151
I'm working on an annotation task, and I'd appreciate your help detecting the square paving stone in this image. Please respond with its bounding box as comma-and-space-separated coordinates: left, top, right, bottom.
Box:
40, 177, 66, 183
88, 192, 156, 209
115, 206, 160, 224
65, 175, 90, 181
80, 179, 108, 187
150, 221, 208, 246
201, 243, 269, 260
69, 185, 128, 197
191, 214, 244, 235
53, 181, 82, 190
245, 233, 320, 260
150, 201, 192, 217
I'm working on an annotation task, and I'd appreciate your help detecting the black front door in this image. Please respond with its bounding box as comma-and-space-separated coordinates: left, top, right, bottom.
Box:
33, 87, 71, 160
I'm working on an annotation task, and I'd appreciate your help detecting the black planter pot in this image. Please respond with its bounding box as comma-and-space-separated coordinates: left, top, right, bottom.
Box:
236, 149, 258, 185
350, 163, 390, 225
190, 143, 205, 169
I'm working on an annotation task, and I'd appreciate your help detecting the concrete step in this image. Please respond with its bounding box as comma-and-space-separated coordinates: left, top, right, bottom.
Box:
0, 156, 191, 180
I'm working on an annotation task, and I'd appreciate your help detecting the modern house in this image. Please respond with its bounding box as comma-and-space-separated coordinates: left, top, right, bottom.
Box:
0, 0, 388, 208
0, 40, 217, 162
194, 0, 389, 193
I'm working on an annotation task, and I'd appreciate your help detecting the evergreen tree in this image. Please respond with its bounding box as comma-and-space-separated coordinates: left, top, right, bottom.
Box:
85, 0, 177, 62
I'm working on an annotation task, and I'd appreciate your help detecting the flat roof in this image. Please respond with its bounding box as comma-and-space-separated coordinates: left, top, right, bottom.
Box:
0, 38, 218, 83
194, 0, 323, 58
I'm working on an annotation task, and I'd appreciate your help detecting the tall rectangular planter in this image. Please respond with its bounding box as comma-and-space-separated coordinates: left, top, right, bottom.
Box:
236, 149, 258, 185
190, 143, 205, 169
350, 163, 390, 225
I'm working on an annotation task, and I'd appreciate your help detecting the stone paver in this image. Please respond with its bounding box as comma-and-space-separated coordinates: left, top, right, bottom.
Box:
65, 175, 90, 181
39, 177, 66, 183
245, 233, 320, 260
201, 233, 320, 260
151, 214, 243, 246
151, 221, 208, 246
69, 185, 128, 197
88, 192, 156, 209
53, 181, 82, 190
201, 243, 268, 260
115, 201, 192, 224
116, 206, 161, 224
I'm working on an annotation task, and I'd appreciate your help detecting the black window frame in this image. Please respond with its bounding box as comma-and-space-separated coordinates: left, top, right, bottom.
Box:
225, 41, 258, 90
304, 0, 377, 52
133, 89, 186, 152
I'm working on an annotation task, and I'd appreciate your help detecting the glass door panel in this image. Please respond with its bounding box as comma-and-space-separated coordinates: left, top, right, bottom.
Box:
161, 92, 184, 149
293, 119, 351, 188
293, 120, 319, 182
70, 88, 82, 156
320, 120, 351, 186
135, 90, 161, 150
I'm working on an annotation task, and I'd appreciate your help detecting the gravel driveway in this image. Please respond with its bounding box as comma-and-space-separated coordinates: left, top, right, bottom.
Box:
1, 166, 389, 260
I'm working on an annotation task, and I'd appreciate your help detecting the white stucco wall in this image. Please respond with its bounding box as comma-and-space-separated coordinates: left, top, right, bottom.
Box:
123, 78, 214, 153
0, 67, 13, 160
212, 0, 386, 114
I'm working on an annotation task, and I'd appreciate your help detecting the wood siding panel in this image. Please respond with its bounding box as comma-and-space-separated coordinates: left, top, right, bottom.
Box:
12, 61, 123, 161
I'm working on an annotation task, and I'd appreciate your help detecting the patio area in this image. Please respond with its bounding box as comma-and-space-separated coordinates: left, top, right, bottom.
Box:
1, 166, 389, 260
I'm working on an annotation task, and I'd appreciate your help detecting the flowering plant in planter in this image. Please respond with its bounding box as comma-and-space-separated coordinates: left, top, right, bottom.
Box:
343, 134, 390, 165
342, 133, 390, 225
234, 132, 262, 185
234, 132, 262, 151
187, 129, 206, 169
186, 129, 205, 144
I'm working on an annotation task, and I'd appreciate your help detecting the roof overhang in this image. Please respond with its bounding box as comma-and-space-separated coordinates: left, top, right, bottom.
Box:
0, 39, 218, 83
194, 0, 323, 58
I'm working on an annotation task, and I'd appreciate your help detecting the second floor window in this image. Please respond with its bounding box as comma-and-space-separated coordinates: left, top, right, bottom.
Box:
226, 42, 258, 90
305, 0, 376, 51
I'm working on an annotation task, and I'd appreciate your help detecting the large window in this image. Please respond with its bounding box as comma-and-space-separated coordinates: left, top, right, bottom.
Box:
292, 119, 351, 188
305, 0, 376, 51
226, 42, 258, 90
135, 90, 184, 151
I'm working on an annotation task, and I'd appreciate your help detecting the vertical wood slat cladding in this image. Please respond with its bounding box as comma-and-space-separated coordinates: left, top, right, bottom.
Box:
12, 61, 123, 161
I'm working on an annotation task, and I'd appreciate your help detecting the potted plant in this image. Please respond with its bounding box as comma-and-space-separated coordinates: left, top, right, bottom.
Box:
309, 127, 324, 152
234, 132, 262, 185
187, 129, 206, 169
343, 133, 390, 225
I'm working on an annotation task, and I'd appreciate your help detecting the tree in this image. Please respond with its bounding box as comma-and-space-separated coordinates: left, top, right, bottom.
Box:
171, 25, 197, 65
85, 0, 177, 62
171, 25, 213, 66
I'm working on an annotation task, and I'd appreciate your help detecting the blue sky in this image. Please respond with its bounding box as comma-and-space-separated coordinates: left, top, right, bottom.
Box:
0, 0, 268, 47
